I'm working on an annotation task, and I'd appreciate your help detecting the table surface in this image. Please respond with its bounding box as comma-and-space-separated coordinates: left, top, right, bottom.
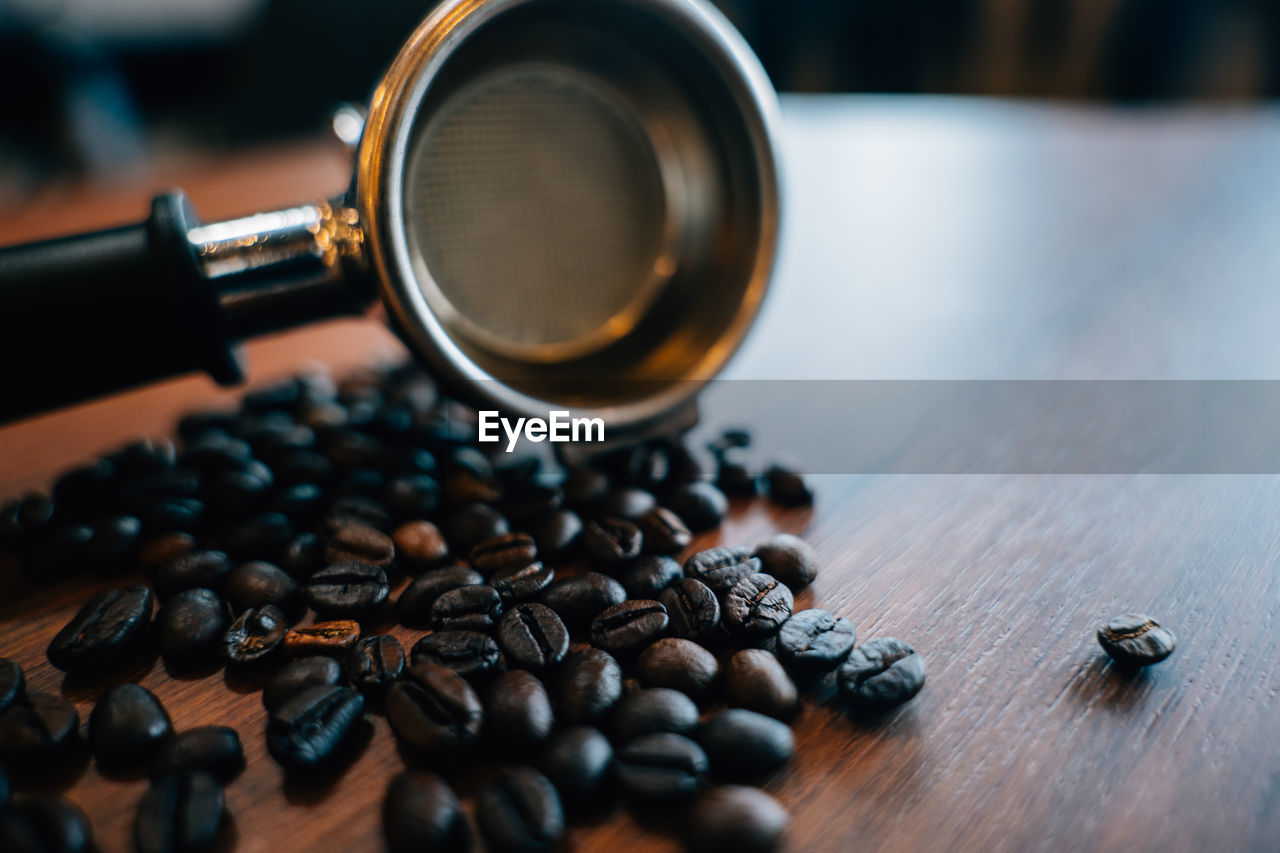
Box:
2, 95, 1279, 853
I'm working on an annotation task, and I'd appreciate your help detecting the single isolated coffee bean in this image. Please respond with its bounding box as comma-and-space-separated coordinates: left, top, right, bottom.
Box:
469, 532, 538, 576
609, 687, 699, 743
89, 683, 173, 773
590, 600, 668, 657
410, 631, 505, 681
224, 561, 302, 618
223, 604, 289, 665
776, 609, 855, 680
838, 637, 926, 712
1097, 613, 1176, 666
324, 520, 395, 567
395, 565, 484, 626
0, 658, 25, 714
663, 482, 728, 533
659, 578, 721, 643
134, 771, 224, 853
0, 692, 80, 764
684, 547, 761, 597
539, 573, 626, 633
433, 584, 504, 633
538, 726, 614, 815
266, 685, 366, 771
47, 585, 154, 672
383, 771, 471, 853
159, 588, 230, 668
304, 560, 390, 617
764, 464, 813, 507
282, 620, 362, 656
723, 574, 794, 643
696, 709, 793, 783
723, 650, 798, 720
553, 646, 623, 724
752, 534, 818, 590
614, 732, 708, 801
492, 561, 555, 604
263, 656, 343, 711
485, 670, 555, 746
636, 638, 720, 700
475, 766, 565, 853
152, 551, 233, 596
498, 604, 570, 670
580, 518, 643, 565
385, 662, 483, 757
687, 785, 789, 853
150, 727, 245, 783
0, 795, 94, 853
392, 521, 450, 572
619, 555, 682, 600
346, 635, 406, 695
635, 507, 692, 555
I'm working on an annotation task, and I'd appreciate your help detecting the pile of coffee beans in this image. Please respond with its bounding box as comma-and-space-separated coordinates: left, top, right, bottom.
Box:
0, 361, 915, 852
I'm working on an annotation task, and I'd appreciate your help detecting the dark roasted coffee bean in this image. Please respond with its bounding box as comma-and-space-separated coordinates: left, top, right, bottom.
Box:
267, 685, 365, 771
83, 515, 143, 573
580, 518, 643, 565
0, 693, 79, 764
636, 638, 719, 699
443, 503, 509, 554
223, 605, 288, 665
553, 647, 623, 724
396, 566, 484, 626
383, 771, 470, 853
152, 551, 232, 597
150, 727, 245, 783
410, 631, 504, 681
386, 662, 483, 756
0, 795, 93, 853
596, 488, 655, 520
838, 638, 926, 711
687, 785, 788, 853
53, 458, 117, 510
219, 511, 293, 559
89, 683, 172, 772
1097, 614, 1176, 666
323, 428, 384, 469
527, 509, 582, 563
204, 468, 272, 514
304, 560, 389, 617
492, 561, 555, 604
663, 482, 728, 533
324, 520, 395, 567
0, 767, 7, 811
590, 600, 668, 656
263, 656, 343, 711
538, 726, 613, 814
539, 573, 626, 633
0, 492, 55, 547
724, 574, 793, 643
0, 658, 24, 714
753, 534, 818, 590
138, 497, 204, 534
433, 584, 503, 632
614, 733, 707, 801
635, 507, 692, 555
485, 670, 554, 746
134, 771, 224, 853
346, 635, 405, 695
609, 687, 699, 743
716, 454, 758, 497
391, 520, 450, 572
723, 650, 797, 720
684, 547, 760, 597
501, 483, 562, 524
137, 533, 196, 573
48, 585, 153, 671
325, 495, 393, 532
469, 532, 538, 576
498, 604, 569, 669
282, 620, 362, 656
278, 532, 325, 579
777, 609, 855, 680
562, 468, 609, 509
659, 578, 720, 643
332, 467, 384, 500
619, 555, 682, 599
224, 561, 301, 617
268, 482, 325, 521
476, 766, 564, 853
158, 589, 230, 668
696, 709, 792, 783
382, 474, 441, 520
273, 450, 332, 486
764, 464, 812, 507
25, 523, 94, 580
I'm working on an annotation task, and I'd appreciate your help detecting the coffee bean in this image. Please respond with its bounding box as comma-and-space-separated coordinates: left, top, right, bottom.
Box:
0, 767, 7, 812
223, 605, 288, 665
204, 468, 272, 515
838, 638, 926, 711
475, 766, 564, 853
764, 465, 812, 507
1097, 614, 1176, 666
152, 551, 232, 597
696, 709, 792, 783
83, 515, 142, 573
386, 662, 483, 756
134, 771, 224, 853
345, 635, 405, 695
89, 683, 172, 773
443, 503, 509, 554
469, 532, 538, 576
527, 509, 582, 563
383, 474, 441, 520
580, 518, 643, 565
263, 656, 343, 711
267, 685, 365, 771
553, 646, 623, 724
25, 523, 94, 580
391, 521, 450, 572
383, 771, 471, 853
609, 687, 699, 743
410, 631, 504, 681
619, 555, 682, 600
433, 585, 503, 632
325, 495, 393, 532
138, 498, 204, 534
539, 573, 626, 633
268, 483, 325, 521
590, 600, 668, 656
53, 458, 117, 510
224, 561, 301, 617
636, 638, 719, 699
777, 609, 855, 680
0, 658, 26, 714
562, 468, 609, 509
659, 578, 721, 643
485, 670, 554, 746
752, 534, 818, 590
304, 560, 389, 617
0, 693, 79, 764
48, 585, 153, 672
492, 561, 555, 604
158, 589, 230, 668
219, 511, 294, 559
501, 484, 561, 525
714, 454, 756, 497
635, 507, 692, 555
498, 604, 570, 669
150, 727, 245, 783
723, 650, 797, 720
282, 620, 362, 655
278, 532, 325, 579
395, 566, 485, 626
0, 492, 55, 547
663, 482, 728, 533
538, 726, 614, 814
686, 785, 789, 853
137, 533, 196, 574
683, 547, 760, 597
0, 795, 93, 853
595, 488, 656, 520
324, 520, 395, 567
724, 574, 793, 643
614, 732, 707, 801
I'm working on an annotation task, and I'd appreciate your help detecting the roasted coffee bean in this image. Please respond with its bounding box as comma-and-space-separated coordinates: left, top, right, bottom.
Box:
684, 547, 761, 597
663, 482, 728, 533
152, 551, 232, 597
553, 646, 623, 724
322, 428, 384, 469
53, 458, 117, 510
386, 662, 483, 756
158, 589, 230, 667
0, 658, 24, 714
48, 585, 153, 672
204, 468, 272, 515
636, 638, 719, 699
838, 638, 926, 711
715, 454, 758, 497
83, 515, 143, 573
609, 687, 699, 743
89, 683, 172, 772
498, 604, 570, 669
687, 785, 789, 853
134, 771, 224, 853
410, 631, 504, 681
392, 521, 450, 572
595, 488, 656, 520
263, 656, 343, 711
267, 685, 365, 771
137, 533, 196, 573
501, 483, 562, 524
562, 468, 609, 509
659, 578, 720, 643
150, 727, 245, 783
282, 620, 362, 655
485, 670, 554, 746
752, 534, 818, 590
268, 483, 325, 520
219, 512, 293, 559
614, 733, 707, 801
777, 609, 855, 680
724, 574, 793, 643
635, 507, 692, 555
476, 766, 564, 853
539, 573, 626, 633
491, 561, 555, 604
304, 560, 389, 616
346, 635, 405, 695
223, 605, 288, 665
383, 771, 471, 853
590, 600, 668, 656
0, 693, 79, 763
527, 509, 582, 563
224, 561, 301, 617
25, 523, 95, 580
278, 532, 325, 579
619, 555, 682, 600
723, 650, 798, 720
443, 503, 510, 554
0, 492, 55, 547
696, 709, 793, 783
1097, 614, 1176, 666
0, 795, 93, 853
395, 565, 485, 626
138, 497, 204, 534
383, 474, 441, 520
469, 532, 538, 576
580, 518, 643, 565
325, 495, 393, 532
764, 465, 812, 507
324, 520, 395, 567
0, 767, 7, 811
433, 584, 503, 632
538, 726, 614, 814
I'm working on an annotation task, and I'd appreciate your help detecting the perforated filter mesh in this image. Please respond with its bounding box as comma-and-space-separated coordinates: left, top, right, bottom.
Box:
404, 65, 669, 354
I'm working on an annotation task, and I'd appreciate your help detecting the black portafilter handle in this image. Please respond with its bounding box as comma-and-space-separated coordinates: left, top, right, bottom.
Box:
0, 191, 374, 423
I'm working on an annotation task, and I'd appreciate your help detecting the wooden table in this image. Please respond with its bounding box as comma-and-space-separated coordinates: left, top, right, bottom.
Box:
2, 96, 1279, 852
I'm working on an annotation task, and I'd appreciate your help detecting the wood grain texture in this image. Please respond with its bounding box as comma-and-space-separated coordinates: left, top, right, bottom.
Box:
3, 97, 1279, 852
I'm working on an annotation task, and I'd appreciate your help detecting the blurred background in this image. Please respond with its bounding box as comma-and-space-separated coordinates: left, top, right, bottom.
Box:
1, 0, 1278, 199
